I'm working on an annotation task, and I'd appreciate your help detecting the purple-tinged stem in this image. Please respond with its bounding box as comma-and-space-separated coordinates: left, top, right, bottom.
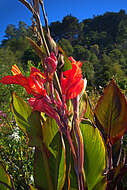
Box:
73, 96, 84, 172
56, 110, 77, 161
49, 82, 55, 104
108, 141, 113, 170
72, 96, 85, 190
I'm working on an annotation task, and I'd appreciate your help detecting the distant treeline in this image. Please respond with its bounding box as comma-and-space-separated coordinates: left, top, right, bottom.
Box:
1, 9, 127, 93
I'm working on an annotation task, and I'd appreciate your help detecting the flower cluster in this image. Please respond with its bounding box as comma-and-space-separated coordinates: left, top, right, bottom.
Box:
0, 53, 85, 132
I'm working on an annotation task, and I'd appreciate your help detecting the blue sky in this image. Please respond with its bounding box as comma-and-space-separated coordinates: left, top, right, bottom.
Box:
0, 0, 127, 43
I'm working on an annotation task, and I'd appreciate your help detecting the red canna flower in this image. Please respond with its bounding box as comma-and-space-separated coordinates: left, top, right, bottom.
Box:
61, 57, 84, 100
0, 65, 46, 96
29, 96, 58, 120
0, 64, 60, 120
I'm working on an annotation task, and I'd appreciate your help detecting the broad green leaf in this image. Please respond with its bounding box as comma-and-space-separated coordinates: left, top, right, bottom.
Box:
79, 92, 94, 123
34, 132, 66, 190
0, 162, 12, 190
33, 147, 54, 190
42, 117, 59, 147
27, 111, 43, 147
11, 92, 43, 147
80, 121, 107, 190
49, 133, 66, 190
11, 92, 32, 136
95, 80, 127, 144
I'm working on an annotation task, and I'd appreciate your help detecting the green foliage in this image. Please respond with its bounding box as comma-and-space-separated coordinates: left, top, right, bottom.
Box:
0, 122, 34, 190
0, 162, 12, 190
58, 38, 73, 56
73, 45, 90, 60
10, 92, 66, 190
94, 53, 113, 89
80, 121, 106, 190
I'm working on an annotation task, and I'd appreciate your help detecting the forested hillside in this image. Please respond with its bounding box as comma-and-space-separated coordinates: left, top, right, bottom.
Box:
1, 9, 127, 94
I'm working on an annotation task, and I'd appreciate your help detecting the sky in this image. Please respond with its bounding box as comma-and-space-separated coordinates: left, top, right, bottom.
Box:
0, 0, 127, 43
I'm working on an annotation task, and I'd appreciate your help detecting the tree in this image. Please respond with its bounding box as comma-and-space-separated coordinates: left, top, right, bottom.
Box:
0, 47, 18, 76
73, 45, 88, 60
90, 44, 99, 55
21, 48, 40, 69
82, 60, 95, 87
50, 21, 62, 41
94, 53, 113, 89
109, 49, 125, 65
4, 24, 17, 40
0, 46, 24, 111
17, 21, 28, 38
58, 38, 73, 56
117, 15, 127, 43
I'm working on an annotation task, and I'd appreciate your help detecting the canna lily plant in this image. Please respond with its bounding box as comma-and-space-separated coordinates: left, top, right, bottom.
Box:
0, 0, 127, 190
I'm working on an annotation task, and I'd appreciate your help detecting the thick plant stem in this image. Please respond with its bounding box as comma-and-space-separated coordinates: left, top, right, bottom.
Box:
72, 96, 85, 190
66, 128, 77, 161
106, 141, 113, 190
55, 112, 77, 161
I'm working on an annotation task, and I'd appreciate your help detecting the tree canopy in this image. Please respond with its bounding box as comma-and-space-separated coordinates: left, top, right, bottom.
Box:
1, 10, 127, 93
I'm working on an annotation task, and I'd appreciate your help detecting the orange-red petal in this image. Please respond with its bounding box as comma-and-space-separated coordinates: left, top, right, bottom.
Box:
61, 57, 84, 100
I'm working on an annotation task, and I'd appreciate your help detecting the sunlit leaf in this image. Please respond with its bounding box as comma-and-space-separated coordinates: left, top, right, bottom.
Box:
34, 146, 53, 190
11, 93, 66, 189
11, 92, 43, 147
34, 132, 66, 190
27, 111, 43, 147
11, 92, 32, 136
0, 162, 12, 190
95, 80, 127, 144
50, 133, 66, 190
80, 121, 107, 190
42, 117, 59, 147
